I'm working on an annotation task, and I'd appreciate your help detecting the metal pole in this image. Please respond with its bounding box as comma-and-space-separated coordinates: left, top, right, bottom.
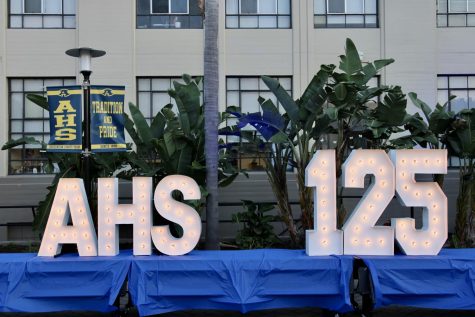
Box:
81, 70, 94, 225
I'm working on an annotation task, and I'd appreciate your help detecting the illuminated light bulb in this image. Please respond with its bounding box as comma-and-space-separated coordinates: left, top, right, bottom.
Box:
415, 192, 420, 197
425, 241, 431, 247
141, 183, 145, 188
176, 210, 183, 216
51, 233, 57, 239
401, 159, 406, 164
65, 185, 69, 190
432, 217, 438, 223
158, 228, 164, 234
321, 200, 327, 207
117, 212, 122, 218
379, 239, 384, 245
141, 206, 146, 211
190, 231, 197, 237
62, 232, 67, 237
321, 160, 326, 166
168, 182, 175, 187
369, 204, 374, 210
353, 239, 359, 245
186, 217, 193, 224
322, 240, 328, 246
354, 226, 360, 232
427, 192, 432, 197
425, 159, 429, 164
106, 218, 111, 224
381, 181, 386, 187
61, 197, 66, 202
379, 168, 383, 174
436, 159, 441, 164
76, 197, 80, 202
411, 241, 417, 247
83, 233, 89, 239
183, 241, 189, 247
87, 246, 92, 251
82, 220, 86, 226
369, 159, 374, 165
321, 212, 327, 219
400, 223, 406, 228
188, 191, 194, 196
107, 231, 112, 237
141, 243, 146, 249
413, 159, 417, 164
56, 209, 63, 215
141, 231, 146, 236
365, 239, 371, 246
106, 195, 110, 200
170, 243, 176, 248
403, 234, 407, 239
106, 244, 111, 249
140, 217, 146, 223
79, 208, 83, 213
401, 172, 406, 177
106, 207, 111, 212
321, 173, 327, 177
403, 185, 409, 191
351, 179, 355, 184
160, 192, 166, 197
129, 211, 134, 217
313, 169, 317, 175
140, 194, 145, 199
361, 215, 368, 221
48, 246, 53, 251
55, 221, 60, 226
160, 239, 166, 244
358, 159, 363, 165
321, 186, 326, 192
432, 204, 437, 209
375, 193, 381, 199
433, 231, 437, 236
322, 226, 327, 232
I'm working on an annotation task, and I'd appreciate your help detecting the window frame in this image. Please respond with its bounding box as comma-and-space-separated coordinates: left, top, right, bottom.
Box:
150, 0, 190, 15
9, 0, 76, 29
437, 0, 475, 27
314, 0, 378, 29
225, 0, 292, 29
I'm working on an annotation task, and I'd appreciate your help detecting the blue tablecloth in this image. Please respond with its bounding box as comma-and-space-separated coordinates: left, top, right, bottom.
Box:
0, 252, 131, 312
129, 249, 354, 316
361, 248, 475, 310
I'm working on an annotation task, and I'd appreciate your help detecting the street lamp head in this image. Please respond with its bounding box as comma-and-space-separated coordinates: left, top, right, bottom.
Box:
65, 47, 106, 72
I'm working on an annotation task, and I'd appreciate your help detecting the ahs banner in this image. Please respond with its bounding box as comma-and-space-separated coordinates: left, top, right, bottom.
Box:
47, 86, 83, 152
90, 86, 126, 152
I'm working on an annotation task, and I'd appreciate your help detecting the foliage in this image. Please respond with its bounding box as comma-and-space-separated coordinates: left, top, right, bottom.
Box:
230, 38, 410, 245
123, 75, 240, 212
232, 200, 279, 249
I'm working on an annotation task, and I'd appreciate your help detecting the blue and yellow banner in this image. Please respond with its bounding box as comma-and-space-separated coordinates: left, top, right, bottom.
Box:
90, 86, 126, 152
47, 86, 83, 152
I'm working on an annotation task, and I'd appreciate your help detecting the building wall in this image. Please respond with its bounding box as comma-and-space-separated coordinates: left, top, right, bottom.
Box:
0, 0, 473, 240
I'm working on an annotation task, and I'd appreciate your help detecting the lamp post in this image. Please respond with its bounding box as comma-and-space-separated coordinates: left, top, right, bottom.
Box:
65, 47, 106, 217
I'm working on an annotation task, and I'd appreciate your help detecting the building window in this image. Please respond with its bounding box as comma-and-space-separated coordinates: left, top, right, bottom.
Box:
8, 78, 76, 175
314, 0, 378, 28
437, 75, 475, 166
226, 76, 292, 170
225, 0, 291, 29
9, 0, 76, 29
136, 0, 203, 29
437, 0, 475, 27
137, 77, 203, 123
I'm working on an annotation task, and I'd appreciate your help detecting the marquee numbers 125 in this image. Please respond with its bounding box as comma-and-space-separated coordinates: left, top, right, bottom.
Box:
306, 149, 448, 256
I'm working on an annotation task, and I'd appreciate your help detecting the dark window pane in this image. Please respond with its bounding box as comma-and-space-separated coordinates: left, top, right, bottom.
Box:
171, 0, 188, 13
24, 0, 42, 13
152, 0, 169, 13
241, 0, 258, 13
137, 0, 151, 14
137, 15, 151, 28
328, 0, 345, 13
190, 15, 203, 28
151, 15, 170, 27
189, 0, 202, 14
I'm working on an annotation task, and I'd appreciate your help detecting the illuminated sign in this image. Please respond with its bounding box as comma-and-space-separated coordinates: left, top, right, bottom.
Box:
38, 150, 448, 257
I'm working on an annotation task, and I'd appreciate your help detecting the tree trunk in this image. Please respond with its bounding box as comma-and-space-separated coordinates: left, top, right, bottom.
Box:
204, 0, 220, 250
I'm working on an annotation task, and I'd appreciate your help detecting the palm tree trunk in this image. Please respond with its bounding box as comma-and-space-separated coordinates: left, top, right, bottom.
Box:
204, 0, 220, 249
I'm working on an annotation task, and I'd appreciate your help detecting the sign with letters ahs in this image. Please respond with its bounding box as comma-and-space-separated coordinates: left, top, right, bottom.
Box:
46, 86, 82, 152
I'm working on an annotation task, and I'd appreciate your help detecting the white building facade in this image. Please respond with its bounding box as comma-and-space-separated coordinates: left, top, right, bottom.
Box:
0, 0, 473, 239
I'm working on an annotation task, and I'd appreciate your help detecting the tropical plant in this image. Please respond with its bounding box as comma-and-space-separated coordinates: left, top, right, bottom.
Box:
204, 0, 220, 249
230, 38, 410, 245
122, 75, 240, 212
232, 200, 279, 249
444, 109, 475, 247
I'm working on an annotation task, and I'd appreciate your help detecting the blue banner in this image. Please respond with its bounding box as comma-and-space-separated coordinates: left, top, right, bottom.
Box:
90, 86, 126, 152
46, 86, 83, 152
